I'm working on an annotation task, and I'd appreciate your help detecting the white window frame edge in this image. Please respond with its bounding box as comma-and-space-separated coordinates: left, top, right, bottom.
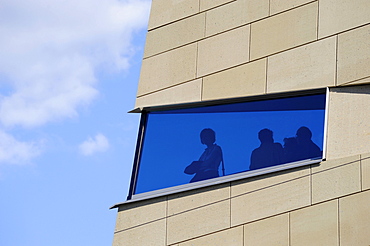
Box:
110, 88, 329, 209
322, 87, 330, 160
111, 158, 322, 208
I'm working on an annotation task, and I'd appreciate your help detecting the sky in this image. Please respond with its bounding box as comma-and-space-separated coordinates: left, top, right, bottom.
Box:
0, 0, 151, 245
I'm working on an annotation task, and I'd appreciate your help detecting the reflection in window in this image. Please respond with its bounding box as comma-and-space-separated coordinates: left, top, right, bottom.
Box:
132, 93, 326, 196
184, 128, 224, 183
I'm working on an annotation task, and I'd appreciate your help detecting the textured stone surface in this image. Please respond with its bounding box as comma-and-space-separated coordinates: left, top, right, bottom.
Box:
112, 219, 166, 246
318, 0, 370, 38
326, 86, 370, 159
250, 2, 317, 60
205, 0, 268, 36
231, 166, 310, 197
138, 43, 197, 96
200, 0, 235, 11
290, 200, 339, 246
343, 76, 370, 86
167, 200, 230, 244
337, 24, 370, 85
267, 37, 336, 93
311, 155, 360, 174
312, 159, 361, 204
202, 59, 266, 100
270, 0, 315, 15
197, 25, 250, 77
231, 175, 310, 226
179, 226, 243, 246
135, 79, 201, 108
148, 0, 199, 29
144, 13, 205, 57
244, 214, 289, 246
167, 183, 229, 216
114, 197, 166, 232
361, 153, 370, 191
339, 190, 370, 245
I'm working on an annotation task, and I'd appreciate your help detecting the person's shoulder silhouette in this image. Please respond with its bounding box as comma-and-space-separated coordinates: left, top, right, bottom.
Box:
185, 128, 223, 183
295, 126, 322, 160
283, 137, 300, 162
250, 129, 284, 170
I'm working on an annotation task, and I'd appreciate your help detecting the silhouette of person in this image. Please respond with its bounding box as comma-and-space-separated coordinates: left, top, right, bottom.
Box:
250, 128, 284, 170
295, 126, 322, 160
184, 128, 223, 183
283, 137, 300, 162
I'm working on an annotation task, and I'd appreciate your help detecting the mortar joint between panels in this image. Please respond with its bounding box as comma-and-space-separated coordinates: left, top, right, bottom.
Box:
147, 2, 367, 60
267, 0, 318, 18
145, 22, 255, 60
318, 22, 370, 40
166, 196, 231, 218
148, 1, 241, 33
311, 158, 360, 176
336, 75, 370, 87
137, 80, 201, 98
230, 173, 310, 201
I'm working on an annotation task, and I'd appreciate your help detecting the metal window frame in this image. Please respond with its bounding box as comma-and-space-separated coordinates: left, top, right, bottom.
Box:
110, 88, 328, 209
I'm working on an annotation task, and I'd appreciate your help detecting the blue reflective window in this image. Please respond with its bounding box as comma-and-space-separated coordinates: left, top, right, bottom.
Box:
131, 93, 326, 196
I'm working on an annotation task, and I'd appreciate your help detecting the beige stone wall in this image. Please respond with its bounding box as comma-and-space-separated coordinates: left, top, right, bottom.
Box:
113, 154, 370, 245
113, 0, 370, 245
136, 0, 370, 107
135, 0, 370, 170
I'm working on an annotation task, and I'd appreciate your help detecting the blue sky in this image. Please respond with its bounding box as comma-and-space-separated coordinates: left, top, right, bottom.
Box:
0, 0, 151, 245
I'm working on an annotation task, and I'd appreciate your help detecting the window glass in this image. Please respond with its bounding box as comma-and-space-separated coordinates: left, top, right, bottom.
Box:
134, 94, 326, 195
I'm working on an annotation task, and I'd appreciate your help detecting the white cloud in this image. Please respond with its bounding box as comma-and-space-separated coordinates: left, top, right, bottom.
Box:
0, 0, 151, 128
79, 133, 110, 156
0, 0, 150, 165
0, 130, 42, 164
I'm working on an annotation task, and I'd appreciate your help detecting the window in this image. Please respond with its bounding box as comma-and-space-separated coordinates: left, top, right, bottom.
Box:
128, 90, 327, 200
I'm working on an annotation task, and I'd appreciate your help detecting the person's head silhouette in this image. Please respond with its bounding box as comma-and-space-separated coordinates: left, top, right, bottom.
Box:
296, 126, 312, 143
200, 128, 216, 146
258, 128, 273, 144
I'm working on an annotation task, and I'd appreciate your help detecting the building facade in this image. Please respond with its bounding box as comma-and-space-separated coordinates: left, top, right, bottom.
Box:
112, 0, 370, 245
